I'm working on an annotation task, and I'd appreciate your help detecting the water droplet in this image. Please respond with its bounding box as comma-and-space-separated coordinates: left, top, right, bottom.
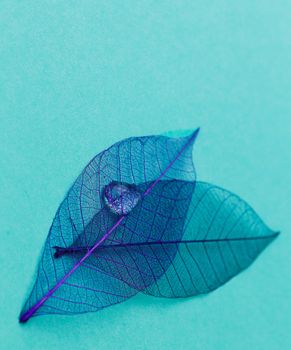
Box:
103, 182, 141, 215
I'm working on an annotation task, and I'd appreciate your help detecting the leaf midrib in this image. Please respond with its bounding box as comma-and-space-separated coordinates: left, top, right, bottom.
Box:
56, 231, 279, 255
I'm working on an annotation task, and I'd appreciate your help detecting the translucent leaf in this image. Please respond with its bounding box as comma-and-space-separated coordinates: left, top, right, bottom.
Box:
144, 182, 279, 297
56, 181, 278, 300
19, 130, 199, 322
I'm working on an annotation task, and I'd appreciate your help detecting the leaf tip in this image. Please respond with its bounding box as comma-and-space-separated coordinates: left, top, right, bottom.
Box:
186, 127, 200, 146
192, 127, 200, 138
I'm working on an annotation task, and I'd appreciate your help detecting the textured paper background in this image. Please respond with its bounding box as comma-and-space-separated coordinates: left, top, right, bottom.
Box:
0, 1, 290, 349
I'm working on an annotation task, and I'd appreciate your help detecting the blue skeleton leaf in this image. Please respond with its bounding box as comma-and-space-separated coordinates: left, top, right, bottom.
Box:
19, 129, 199, 322
143, 181, 279, 297
54, 181, 279, 300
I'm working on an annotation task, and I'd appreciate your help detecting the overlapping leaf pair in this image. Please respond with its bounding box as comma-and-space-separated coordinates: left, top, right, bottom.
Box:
19, 129, 278, 323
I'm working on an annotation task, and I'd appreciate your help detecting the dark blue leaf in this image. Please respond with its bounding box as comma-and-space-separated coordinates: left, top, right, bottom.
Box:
19, 130, 198, 322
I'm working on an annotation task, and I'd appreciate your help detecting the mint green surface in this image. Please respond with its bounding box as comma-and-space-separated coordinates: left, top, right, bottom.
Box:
1, 2, 290, 349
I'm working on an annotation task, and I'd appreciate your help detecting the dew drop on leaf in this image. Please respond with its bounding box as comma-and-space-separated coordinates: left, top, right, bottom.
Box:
103, 182, 141, 215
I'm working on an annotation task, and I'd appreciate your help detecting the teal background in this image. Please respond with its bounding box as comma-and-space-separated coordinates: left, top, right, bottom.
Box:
0, 1, 290, 349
